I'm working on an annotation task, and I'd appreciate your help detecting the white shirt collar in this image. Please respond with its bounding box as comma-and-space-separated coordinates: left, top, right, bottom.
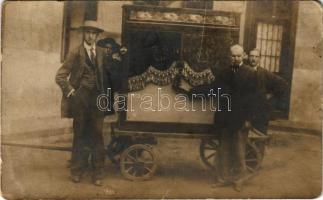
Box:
231, 62, 243, 67
83, 41, 96, 53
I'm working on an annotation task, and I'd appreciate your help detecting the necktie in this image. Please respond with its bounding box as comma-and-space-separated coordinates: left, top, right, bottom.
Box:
90, 47, 99, 89
231, 65, 239, 73
90, 47, 96, 66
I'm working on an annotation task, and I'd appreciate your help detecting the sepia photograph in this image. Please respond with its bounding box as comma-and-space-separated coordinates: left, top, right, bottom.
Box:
1, 0, 322, 199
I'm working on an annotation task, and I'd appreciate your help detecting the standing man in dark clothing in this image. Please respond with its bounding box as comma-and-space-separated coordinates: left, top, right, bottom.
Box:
97, 37, 127, 92
187, 45, 257, 191
248, 49, 287, 134
213, 45, 257, 191
56, 20, 112, 186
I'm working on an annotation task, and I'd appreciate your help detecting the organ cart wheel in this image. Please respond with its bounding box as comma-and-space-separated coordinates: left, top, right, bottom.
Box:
245, 140, 262, 172
107, 136, 133, 165
199, 138, 220, 169
120, 144, 157, 181
248, 127, 271, 166
200, 138, 262, 172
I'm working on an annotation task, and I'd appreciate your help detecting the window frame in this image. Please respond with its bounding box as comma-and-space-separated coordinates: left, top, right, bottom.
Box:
243, 1, 299, 119
60, 1, 98, 62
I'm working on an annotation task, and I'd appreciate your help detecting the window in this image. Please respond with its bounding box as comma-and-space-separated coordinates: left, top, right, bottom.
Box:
244, 1, 299, 118
61, 1, 98, 61
256, 22, 283, 72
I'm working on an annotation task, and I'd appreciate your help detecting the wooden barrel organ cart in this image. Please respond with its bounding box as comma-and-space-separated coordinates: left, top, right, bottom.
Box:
107, 124, 269, 181
106, 5, 270, 181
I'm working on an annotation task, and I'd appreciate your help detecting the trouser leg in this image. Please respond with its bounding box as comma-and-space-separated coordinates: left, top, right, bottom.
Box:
90, 113, 105, 179
218, 129, 233, 181
252, 112, 269, 158
89, 91, 106, 180
71, 118, 83, 176
71, 115, 92, 176
233, 128, 248, 180
252, 105, 270, 135
70, 88, 91, 177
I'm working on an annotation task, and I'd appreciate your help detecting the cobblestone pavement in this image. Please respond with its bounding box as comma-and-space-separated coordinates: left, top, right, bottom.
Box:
1, 130, 322, 199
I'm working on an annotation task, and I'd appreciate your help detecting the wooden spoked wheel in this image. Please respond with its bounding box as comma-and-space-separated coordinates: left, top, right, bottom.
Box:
200, 139, 262, 172
120, 144, 157, 181
107, 136, 133, 164
199, 138, 220, 169
245, 140, 262, 172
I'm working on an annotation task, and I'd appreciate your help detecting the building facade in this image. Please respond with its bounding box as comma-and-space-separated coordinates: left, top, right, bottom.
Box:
2, 1, 322, 136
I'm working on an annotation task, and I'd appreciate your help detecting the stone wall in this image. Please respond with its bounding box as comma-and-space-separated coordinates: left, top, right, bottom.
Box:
1, 1, 322, 136
289, 1, 323, 129
1, 1, 71, 135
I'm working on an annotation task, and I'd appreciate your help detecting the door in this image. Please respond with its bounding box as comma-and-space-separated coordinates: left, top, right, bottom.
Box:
244, 1, 299, 119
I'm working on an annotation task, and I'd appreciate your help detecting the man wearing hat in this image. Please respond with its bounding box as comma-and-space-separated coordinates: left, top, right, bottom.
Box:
56, 20, 111, 186
97, 37, 127, 92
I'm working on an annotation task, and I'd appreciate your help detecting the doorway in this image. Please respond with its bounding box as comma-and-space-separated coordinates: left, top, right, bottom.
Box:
244, 1, 299, 119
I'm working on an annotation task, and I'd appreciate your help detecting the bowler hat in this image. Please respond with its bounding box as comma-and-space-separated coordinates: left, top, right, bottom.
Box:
79, 20, 104, 33
97, 37, 121, 51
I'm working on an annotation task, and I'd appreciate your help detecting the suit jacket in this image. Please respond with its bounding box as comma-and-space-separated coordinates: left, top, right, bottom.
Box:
255, 67, 287, 100
252, 66, 288, 116
56, 44, 112, 118
190, 63, 257, 130
216, 63, 258, 127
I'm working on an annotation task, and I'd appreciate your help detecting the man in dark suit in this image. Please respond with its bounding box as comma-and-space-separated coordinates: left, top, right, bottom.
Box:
213, 45, 257, 191
56, 20, 112, 186
248, 48, 287, 135
188, 45, 257, 191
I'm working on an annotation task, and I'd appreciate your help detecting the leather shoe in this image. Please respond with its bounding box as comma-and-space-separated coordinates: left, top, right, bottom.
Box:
233, 180, 242, 192
93, 179, 103, 186
71, 175, 81, 183
211, 178, 231, 188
